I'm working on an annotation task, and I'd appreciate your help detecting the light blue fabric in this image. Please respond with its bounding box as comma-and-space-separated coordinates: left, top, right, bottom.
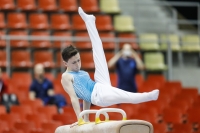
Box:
68, 70, 96, 102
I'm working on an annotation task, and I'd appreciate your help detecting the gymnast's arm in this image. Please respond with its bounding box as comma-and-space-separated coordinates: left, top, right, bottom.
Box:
61, 73, 81, 121
83, 100, 91, 122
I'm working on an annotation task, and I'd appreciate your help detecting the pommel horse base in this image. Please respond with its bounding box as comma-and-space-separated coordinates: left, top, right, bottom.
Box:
55, 108, 154, 133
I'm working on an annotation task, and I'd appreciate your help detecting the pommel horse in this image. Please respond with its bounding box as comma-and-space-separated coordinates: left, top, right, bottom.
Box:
55, 108, 153, 133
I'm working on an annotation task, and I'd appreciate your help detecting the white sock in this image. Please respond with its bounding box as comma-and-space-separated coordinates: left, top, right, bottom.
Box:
78, 7, 95, 22
148, 89, 159, 100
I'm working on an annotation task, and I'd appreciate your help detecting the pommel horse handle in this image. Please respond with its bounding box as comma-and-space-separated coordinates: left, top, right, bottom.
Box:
78, 110, 109, 125
95, 108, 127, 124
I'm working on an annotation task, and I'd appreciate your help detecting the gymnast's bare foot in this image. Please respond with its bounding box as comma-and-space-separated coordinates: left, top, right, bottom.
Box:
78, 7, 95, 22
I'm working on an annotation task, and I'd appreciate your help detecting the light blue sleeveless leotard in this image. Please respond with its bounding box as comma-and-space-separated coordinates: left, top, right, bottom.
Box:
68, 70, 96, 102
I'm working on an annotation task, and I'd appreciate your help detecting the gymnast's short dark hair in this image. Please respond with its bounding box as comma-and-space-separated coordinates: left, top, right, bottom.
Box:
61, 45, 79, 62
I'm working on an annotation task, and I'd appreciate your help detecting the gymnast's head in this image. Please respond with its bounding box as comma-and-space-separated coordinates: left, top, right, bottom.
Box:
61, 45, 81, 72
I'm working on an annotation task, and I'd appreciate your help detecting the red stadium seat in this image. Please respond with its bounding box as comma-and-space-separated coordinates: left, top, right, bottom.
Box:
0, 113, 21, 128
51, 14, 71, 30
0, 0, 15, 10
11, 72, 32, 88
147, 74, 166, 84
37, 105, 58, 120
0, 105, 6, 115
0, 31, 6, 48
80, 0, 99, 13
0, 13, 6, 29
96, 15, 113, 31
29, 14, 49, 30
118, 33, 139, 50
10, 105, 33, 120
109, 72, 117, 87
0, 50, 7, 67
162, 108, 183, 124
21, 99, 44, 110
38, 0, 57, 11
74, 32, 91, 49
7, 13, 27, 29
31, 31, 52, 49
72, 14, 86, 31
53, 113, 77, 125
52, 31, 72, 48
2, 129, 24, 133
17, 0, 37, 11
80, 52, 94, 70
152, 123, 167, 133
9, 30, 29, 48
0, 121, 9, 133
41, 121, 62, 132
56, 51, 63, 68
135, 74, 145, 89
14, 121, 35, 133
26, 114, 48, 128
59, 0, 78, 12
33, 51, 55, 68
172, 123, 193, 133
11, 50, 32, 68
99, 32, 115, 50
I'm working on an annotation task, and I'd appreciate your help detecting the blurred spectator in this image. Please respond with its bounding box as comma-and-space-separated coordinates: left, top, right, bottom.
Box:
29, 64, 67, 109
0, 67, 19, 112
108, 44, 144, 92
0, 67, 9, 98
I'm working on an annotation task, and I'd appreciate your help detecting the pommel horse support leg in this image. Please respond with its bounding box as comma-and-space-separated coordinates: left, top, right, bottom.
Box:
55, 108, 154, 133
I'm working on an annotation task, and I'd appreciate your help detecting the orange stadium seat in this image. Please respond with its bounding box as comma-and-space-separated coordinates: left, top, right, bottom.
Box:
147, 74, 166, 84
21, 99, 44, 110
9, 30, 29, 48
52, 31, 72, 49
37, 105, 58, 120
0, 121, 9, 133
0, 13, 6, 29
2, 129, 24, 133
118, 33, 139, 50
10, 105, 33, 120
33, 51, 55, 68
14, 121, 35, 133
187, 107, 200, 123
31, 31, 52, 49
72, 14, 86, 31
17, 0, 37, 11
11, 50, 32, 68
38, 0, 57, 11
51, 14, 71, 30
0, 105, 6, 115
29, 14, 49, 30
0, 0, 15, 10
152, 123, 167, 133
58, 0, 78, 12
74, 32, 91, 49
172, 123, 193, 133
7, 13, 27, 29
55, 51, 63, 68
53, 113, 77, 125
80, 52, 94, 70
41, 121, 62, 132
80, 0, 99, 13
0, 31, 6, 48
162, 108, 183, 124
45, 72, 55, 81
99, 32, 115, 50
11, 72, 32, 87
0, 50, 7, 67
109, 72, 117, 87
26, 114, 48, 128
0, 113, 21, 128
96, 15, 113, 31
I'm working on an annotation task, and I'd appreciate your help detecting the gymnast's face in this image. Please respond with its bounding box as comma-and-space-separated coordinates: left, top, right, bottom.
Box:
66, 53, 81, 72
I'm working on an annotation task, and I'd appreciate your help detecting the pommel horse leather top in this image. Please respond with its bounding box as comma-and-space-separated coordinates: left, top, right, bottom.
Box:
55, 108, 154, 133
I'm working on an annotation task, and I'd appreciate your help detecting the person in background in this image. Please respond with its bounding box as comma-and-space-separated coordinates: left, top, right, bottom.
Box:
29, 64, 67, 110
108, 44, 144, 92
0, 67, 9, 98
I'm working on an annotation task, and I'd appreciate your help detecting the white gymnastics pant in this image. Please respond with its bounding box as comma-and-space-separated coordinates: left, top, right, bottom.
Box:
82, 13, 156, 107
